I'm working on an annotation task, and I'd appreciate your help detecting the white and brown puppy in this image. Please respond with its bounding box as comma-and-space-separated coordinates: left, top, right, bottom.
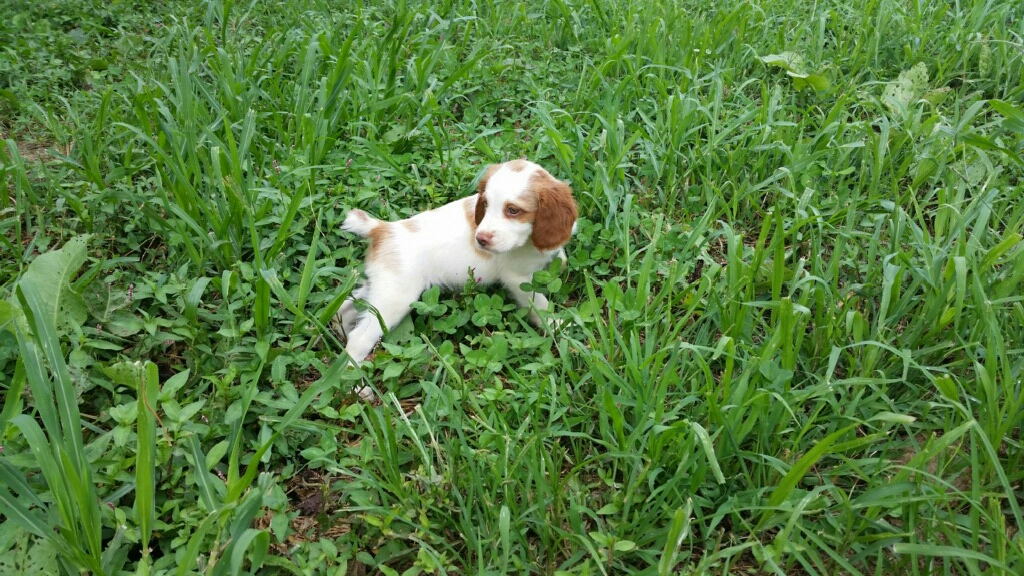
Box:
337, 159, 577, 379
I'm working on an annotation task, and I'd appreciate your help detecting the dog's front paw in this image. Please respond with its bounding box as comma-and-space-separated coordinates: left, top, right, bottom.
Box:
547, 316, 567, 331
343, 358, 380, 402
354, 385, 378, 402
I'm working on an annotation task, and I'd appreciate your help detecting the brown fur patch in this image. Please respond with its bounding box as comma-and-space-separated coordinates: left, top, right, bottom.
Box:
529, 170, 577, 251
507, 158, 530, 172
504, 196, 538, 223
367, 224, 400, 267
401, 219, 420, 232
464, 196, 493, 259
475, 164, 502, 227
474, 192, 488, 226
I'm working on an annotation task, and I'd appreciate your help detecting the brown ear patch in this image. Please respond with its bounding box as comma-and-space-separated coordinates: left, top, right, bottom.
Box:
531, 171, 577, 251
474, 192, 488, 226
464, 196, 494, 258
475, 163, 502, 226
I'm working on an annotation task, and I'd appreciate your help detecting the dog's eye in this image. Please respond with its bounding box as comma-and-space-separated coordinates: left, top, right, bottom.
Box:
506, 206, 520, 216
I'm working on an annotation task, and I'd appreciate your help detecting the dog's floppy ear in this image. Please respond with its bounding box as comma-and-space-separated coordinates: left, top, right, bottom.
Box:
475, 164, 501, 225
532, 176, 577, 251
474, 192, 487, 226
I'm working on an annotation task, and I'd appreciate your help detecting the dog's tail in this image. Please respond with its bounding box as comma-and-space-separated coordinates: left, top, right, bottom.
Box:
341, 209, 382, 237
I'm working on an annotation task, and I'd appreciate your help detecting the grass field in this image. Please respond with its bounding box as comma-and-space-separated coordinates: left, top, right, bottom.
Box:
2, 0, 1023, 574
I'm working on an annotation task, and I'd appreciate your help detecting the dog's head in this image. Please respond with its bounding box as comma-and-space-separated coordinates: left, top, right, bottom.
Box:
473, 160, 577, 253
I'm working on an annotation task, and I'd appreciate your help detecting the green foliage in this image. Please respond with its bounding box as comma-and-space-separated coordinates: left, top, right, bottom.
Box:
758, 52, 830, 91
2, 239, 121, 575
15, 234, 90, 334
2, 0, 1024, 574
0, 529, 59, 575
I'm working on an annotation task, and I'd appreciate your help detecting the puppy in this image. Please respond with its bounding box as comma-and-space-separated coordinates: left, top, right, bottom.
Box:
336, 159, 577, 394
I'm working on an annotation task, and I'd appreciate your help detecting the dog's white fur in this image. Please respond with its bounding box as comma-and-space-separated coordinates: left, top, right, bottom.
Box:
337, 160, 577, 396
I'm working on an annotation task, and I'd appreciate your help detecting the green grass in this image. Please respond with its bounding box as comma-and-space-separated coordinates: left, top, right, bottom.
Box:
1, 0, 1023, 574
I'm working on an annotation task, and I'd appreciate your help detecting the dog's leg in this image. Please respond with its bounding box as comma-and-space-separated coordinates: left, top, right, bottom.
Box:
505, 281, 550, 327
335, 285, 368, 338
343, 282, 420, 400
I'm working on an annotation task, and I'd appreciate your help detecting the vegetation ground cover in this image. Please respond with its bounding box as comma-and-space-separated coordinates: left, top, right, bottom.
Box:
1, 0, 1023, 574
